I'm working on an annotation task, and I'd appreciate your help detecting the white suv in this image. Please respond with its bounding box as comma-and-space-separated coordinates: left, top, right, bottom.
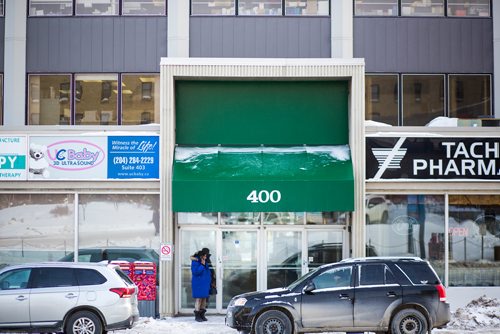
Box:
0, 262, 139, 334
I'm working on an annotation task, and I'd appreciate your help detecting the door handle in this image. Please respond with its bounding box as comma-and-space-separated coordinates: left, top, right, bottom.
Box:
338, 293, 350, 300
386, 291, 397, 298
65, 293, 78, 299
16, 295, 28, 301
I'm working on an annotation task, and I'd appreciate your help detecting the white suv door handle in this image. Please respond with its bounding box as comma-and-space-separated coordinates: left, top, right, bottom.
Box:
65, 293, 78, 299
16, 295, 28, 301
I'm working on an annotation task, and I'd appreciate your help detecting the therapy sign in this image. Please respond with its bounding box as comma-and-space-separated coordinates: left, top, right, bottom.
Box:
0, 136, 27, 180
367, 137, 500, 181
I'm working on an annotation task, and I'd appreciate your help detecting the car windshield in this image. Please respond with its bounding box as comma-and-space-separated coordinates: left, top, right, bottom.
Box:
286, 267, 320, 291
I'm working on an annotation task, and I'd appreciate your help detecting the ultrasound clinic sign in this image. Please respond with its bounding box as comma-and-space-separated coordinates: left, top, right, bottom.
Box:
366, 137, 500, 181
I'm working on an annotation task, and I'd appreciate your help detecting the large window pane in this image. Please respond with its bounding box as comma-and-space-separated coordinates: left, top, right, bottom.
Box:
267, 231, 301, 288
75, 74, 118, 125
122, 0, 166, 15
191, 0, 235, 15
239, 0, 281, 15
355, 0, 398, 16
285, 0, 328, 15
78, 194, 160, 250
263, 212, 304, 225
365, 194, 445, 282
122, 74, 160, 125
448, 195, 500, 286
365, 75, 398, 126
76, 0, 119, 15
448, 0, 490, 17
28, 75, 71, 125
29, 0, 73, 16
0, 194, 74, 268
402, 75, 444, 126
401, 0, 444, 16
449, 75, 491, 119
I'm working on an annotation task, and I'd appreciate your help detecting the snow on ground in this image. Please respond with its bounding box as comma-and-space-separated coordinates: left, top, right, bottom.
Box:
111, 296, 500, 334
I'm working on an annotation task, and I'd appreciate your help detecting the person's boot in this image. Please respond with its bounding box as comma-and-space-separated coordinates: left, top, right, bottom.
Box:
200, 309, 208, 321
194, 310, 203, 322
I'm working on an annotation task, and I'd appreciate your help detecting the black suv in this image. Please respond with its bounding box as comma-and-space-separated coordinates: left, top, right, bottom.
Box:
226, 257, 450, 334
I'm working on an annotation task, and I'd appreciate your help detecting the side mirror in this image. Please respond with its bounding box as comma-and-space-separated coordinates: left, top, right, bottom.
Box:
303, 282, 315, 294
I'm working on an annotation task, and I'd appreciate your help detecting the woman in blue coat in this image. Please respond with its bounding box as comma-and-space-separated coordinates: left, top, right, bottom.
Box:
191, 249, 211, 322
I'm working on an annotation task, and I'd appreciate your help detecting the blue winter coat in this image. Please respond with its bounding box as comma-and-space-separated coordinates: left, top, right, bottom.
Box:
191, 257, 211, 298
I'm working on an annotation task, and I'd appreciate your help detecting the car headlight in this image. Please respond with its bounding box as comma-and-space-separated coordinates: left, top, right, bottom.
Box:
233, 297, 247, 306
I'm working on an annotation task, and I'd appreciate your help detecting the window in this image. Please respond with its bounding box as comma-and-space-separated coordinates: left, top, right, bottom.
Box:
395, 262, 440, 285
401, 0, 444, 16
192, 0, 328, 16
192, 0, 235, 15
402, 75, 444, 126
359, 264, 396, 285
306, 212, 346, 225
0, 269, 31, 290
28, 75, 72, 125
239, 0, 281, 15
121, 74, 160, 125
285, 0, 329, 15
76, 0, 119, 15
448, 0, 490, 17
312, 266, 352, 289
122, 0, 166, 15
449, 75, 491, 119
32, 268, 76, 288
75, 74, 118, 125
29, 0, 73, 16
75, 268, 107, 285
365, 75, 398, 126
448, 195, 500, 287
355, 0, 398, 16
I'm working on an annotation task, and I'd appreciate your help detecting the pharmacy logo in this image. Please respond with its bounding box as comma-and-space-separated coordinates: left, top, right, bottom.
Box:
372, 137, 408, 179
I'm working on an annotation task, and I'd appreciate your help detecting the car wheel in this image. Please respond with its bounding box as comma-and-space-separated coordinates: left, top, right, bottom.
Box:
391, 309, 428, 334
381, 211, 389, 224
254, 310, 292, 334
65, 310, 103, 334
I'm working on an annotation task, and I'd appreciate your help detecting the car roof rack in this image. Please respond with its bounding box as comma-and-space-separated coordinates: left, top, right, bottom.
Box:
340, 256, 423, 263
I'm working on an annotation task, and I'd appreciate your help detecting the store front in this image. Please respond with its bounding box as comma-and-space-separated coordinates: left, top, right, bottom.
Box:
160, 58, 366, 315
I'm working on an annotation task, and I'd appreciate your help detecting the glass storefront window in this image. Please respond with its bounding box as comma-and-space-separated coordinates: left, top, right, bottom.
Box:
365, 75, 399, 126
29, 0, 73, 16
267, 230, 301, 288
28, 75, 72, 125
239, 0, 281, 15
365, 194, 445, 281
448, 0, 490, 17
0, 194, 74, 267
122, 0, 166, 15
177, 212, 218, 225
263, 212, 304, 225
448, 195, 500, 287
191, 0, 235, 15
221, 212, 260, 225
308, 230, 344, 268
402, 75, 444, 126
75, 74, 118, 125
401, 0, 444, 16
285, 0, 328, 15
121, 74, 160, 125
449, 75, 491, 119
306, 212, 345, 225
355, 0, 398, 16
76, 0, 119, 15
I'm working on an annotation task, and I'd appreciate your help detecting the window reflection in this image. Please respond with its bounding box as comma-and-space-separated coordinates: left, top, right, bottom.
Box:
448, 195, 500, 286
355, 0, 398, 16
239, 0, 281, 15
402, 75, 444, 126
448, 0, 490, 17
449, 75, 491, 119
122, 74, 160, 125
365, 194, 445, 281
285, 0, 328, 15
122, 0, 166, 15
30, 0, 73, 16
401, 0, 444, 16
75, 74, 118, 125
221, 212, 260, 225
263, 212, 304, 225
76, 0, 119, 15
191, 0, 235, 15
177, 212, 218, 225
306, 212, 345, 225
365, 75, 398, 126
28, 75, 72, 125
0, 194, 74, 268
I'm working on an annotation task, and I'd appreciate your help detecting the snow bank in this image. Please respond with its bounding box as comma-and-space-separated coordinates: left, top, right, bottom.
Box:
445, 295, 500, 330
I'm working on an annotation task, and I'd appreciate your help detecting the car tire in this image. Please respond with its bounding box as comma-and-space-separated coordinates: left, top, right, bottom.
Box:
65, 310, 103, 334
381, 211, 389, 224
254, 310, 292, 334
391, 309, 428, 334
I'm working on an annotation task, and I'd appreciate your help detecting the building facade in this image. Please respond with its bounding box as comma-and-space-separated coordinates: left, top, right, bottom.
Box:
0, 0, 498, 317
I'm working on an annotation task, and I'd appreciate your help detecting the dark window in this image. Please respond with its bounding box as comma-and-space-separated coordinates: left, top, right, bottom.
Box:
396, 262, 440, 285
360, 264, 385, 285
75, 268, 107, 285
32, 268, 77, 288
114, 268, 135, 285
313, 266, 352, 289
365, 75, 398, 126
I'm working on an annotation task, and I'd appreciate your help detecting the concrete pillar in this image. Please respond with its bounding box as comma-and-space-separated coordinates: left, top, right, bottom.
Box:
331, 0, 353, 58
4, 0, 27, 126
493, 2, 500, 117
167, 0, 190, 57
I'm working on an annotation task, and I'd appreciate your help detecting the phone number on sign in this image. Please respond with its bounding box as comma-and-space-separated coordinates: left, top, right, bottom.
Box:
113, 156, 155, 164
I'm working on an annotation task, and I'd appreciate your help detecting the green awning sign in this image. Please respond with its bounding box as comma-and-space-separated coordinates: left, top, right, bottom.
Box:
172, 146, 354, 212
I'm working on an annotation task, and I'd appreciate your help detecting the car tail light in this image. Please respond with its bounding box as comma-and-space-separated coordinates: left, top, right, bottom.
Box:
110, 287, 135, 298
436, 284, 446, 302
